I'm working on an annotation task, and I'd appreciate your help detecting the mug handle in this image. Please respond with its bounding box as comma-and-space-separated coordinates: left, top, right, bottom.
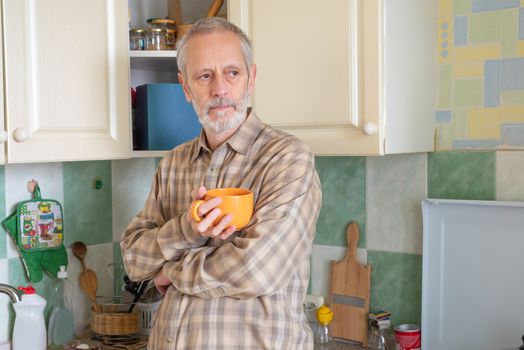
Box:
190, 200, 205, 222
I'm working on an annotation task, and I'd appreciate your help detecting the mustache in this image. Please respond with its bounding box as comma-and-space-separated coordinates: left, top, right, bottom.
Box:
204, 97, 238, 113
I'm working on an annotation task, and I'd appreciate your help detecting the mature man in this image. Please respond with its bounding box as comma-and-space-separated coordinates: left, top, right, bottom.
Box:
121, 17, 321, 349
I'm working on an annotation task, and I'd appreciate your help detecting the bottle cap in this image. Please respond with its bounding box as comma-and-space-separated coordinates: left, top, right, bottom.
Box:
57, 265, 68, 279
18, 285, 36, 294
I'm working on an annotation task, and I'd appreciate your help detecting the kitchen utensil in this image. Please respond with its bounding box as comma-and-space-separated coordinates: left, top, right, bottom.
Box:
167, 0, 184, 24
328, 221, 371, 346
123, 275, 150, 312
72, 241, 101, 312
206, 0, 224, 17
168, 0, 224, 42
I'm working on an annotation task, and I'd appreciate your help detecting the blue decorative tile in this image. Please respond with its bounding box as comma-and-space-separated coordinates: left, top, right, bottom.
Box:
453, 139, 500, 148
472, 0, 519, 12
501, 124, 524, 146
484, 60, 500, 107
455, 16, 468, 46
436, 110, 452, 123
501, 58, 524, 90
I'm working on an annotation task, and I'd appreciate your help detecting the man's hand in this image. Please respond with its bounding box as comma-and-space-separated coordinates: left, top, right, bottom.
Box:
188, 186, 237, 240
153, 269, 171, 295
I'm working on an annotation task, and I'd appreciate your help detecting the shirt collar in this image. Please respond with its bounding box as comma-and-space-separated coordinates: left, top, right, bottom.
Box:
190, 109, 264, 162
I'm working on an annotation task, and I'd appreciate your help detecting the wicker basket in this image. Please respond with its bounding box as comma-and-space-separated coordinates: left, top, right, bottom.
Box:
91, 301, 138, 336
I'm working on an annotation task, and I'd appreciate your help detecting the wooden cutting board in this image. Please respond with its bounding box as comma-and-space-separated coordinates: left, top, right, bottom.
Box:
328, 221, 371, 346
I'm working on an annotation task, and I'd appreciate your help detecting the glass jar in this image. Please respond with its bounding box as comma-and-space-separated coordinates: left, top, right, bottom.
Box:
151, 19, 176, 50
129, 29, 146, 50
146, 28, 166, 50
165, 29, 176, 50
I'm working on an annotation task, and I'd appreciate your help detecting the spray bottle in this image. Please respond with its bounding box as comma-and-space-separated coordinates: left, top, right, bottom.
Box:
12, 285, 46, 350
47, 265, 75, 345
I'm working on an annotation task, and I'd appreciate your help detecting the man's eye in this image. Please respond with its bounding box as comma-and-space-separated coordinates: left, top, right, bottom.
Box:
228, 70, 239, 77
200, 73, 211, 80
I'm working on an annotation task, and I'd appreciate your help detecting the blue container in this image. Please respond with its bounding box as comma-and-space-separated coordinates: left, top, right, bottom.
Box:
134, 83, 201, 150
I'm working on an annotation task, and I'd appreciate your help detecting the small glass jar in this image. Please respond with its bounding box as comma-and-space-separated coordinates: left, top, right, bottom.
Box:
129, 29, 146, 50
165, 29, 176, 50
151, 19, 176, 50
146, 28, 166, 50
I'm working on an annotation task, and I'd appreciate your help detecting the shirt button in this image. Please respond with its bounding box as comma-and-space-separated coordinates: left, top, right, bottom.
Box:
166, 336, 173, 344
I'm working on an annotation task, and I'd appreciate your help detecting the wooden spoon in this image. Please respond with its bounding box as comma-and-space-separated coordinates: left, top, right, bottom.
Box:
72, 241, 101, 312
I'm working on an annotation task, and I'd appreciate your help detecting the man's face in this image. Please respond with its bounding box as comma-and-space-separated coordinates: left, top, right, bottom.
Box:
179, 31, 256, 134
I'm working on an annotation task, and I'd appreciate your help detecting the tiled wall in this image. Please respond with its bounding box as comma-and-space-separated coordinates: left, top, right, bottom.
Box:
2, 151, 522, 342
0, 162, 116, 342
436, 0, 524, 149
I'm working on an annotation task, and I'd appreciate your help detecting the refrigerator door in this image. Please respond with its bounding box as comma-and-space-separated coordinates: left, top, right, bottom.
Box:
422, 199, 524, 350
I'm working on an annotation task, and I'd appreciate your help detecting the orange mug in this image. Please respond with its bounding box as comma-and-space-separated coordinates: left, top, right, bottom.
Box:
190, 188, 254, 230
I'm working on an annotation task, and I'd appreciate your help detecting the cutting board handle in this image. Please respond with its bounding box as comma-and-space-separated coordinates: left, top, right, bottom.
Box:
345, 221, 360, 264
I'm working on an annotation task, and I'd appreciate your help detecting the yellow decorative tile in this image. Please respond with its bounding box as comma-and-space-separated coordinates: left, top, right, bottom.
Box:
521, 0, 524, 7
468, 110, 501, 139
468, 107, 524, 139
453, 62, 484, 78
439, 0, 452, 18
453, 45, 501, 62
518, 41, 524, 57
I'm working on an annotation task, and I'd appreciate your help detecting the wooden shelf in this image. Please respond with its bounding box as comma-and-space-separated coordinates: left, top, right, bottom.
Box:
130, 50, 178, 71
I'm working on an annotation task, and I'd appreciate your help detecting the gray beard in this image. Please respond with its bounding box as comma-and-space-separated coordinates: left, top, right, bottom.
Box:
192, 90, 250, 134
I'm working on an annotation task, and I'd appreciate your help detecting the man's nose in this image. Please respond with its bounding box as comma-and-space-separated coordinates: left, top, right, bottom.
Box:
210, 74, 228, 96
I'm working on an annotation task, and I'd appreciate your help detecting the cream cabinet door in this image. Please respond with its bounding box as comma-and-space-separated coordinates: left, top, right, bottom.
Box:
228, 0, 382, 155
3, 0, 131, 163
228, 0, 436, 155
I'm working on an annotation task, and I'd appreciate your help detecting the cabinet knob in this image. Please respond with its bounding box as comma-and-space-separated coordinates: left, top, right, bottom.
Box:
0, 130, 7, 143
13, 128, 30, 142
363, 122, 378, 136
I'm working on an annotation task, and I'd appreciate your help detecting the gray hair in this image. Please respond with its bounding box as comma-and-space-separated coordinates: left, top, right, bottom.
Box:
176, 17, 253, 79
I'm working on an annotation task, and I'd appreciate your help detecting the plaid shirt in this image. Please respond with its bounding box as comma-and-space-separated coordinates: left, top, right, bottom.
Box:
121, 112, 321, 349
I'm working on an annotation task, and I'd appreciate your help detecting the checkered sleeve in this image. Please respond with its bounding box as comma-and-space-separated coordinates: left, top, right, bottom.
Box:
120, 164, 207, 281
163, 143, 321, 298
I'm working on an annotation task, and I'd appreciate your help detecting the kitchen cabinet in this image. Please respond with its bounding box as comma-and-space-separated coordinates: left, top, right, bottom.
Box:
228, 0, 437, 155
0, 0, 131, 164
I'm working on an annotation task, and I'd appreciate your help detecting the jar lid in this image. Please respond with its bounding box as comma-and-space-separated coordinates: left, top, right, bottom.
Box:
151, 18, 176, 25
147, 28, 164, 33
129, 28, 145, 33
146, 17, 162, 24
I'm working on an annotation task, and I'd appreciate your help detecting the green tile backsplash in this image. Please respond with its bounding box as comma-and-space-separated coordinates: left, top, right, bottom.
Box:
63, 161, 113, 246
0, 149, 518, 341
428, 151, 496, 200
368, 250, 422, 326
314, 157, 366, 248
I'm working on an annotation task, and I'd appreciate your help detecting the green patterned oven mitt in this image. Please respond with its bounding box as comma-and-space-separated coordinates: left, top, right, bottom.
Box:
1, 184, 67, 282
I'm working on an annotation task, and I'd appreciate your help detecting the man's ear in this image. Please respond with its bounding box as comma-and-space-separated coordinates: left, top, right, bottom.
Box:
248, 64, 257, 96
178, 72, 192, 102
